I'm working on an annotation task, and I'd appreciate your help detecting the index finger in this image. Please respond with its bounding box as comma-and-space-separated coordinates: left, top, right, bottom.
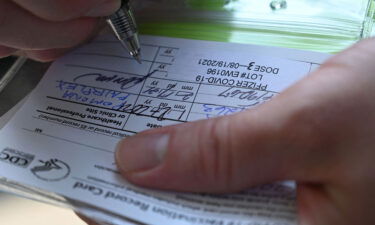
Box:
12, 0, 121, 21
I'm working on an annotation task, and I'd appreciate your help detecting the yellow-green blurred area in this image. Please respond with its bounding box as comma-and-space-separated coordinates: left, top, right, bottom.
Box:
136, 0, 375, 53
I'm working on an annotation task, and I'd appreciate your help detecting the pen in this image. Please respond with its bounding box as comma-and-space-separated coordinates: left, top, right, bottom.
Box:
0, 57, 27, 94
106, 0, 142, 63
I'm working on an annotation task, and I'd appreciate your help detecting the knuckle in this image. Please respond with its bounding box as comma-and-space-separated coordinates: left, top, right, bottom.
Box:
25, 50, 59, 62
34, 2, 80, 21
16, 0, 91, 22
0, 46, 16, 58
0, 53, 11, 59
195, 118, 235, 191
36, 12, 72, 22
57, 19, 97, 48
283, 106, 328, 151
279, 103, 338, 176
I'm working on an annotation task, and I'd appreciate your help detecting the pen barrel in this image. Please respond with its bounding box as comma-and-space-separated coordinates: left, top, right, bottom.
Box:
106, 5, 138, 40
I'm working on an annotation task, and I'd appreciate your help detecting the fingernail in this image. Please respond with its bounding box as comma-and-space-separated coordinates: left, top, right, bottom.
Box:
115, 134, 169, 173
85, 0, 121, 17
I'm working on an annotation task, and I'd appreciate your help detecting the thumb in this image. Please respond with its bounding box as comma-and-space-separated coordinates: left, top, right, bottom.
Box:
114, 98, 320, 193
114, 36, 375, 193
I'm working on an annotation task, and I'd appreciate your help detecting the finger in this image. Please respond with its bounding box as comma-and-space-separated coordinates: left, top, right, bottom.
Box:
20, 20, 105, 61
12, 0, 120, 21
0, 45, 17, 58
115, 108, 319, 193
24, 48, 72, 62
0, 1, 99, 50
297, 184, 343, 225
115, 38, 375, 193
76, 213, 101, 225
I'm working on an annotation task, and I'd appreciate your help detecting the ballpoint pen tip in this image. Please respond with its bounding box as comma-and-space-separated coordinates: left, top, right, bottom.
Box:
134, 55, 142, 64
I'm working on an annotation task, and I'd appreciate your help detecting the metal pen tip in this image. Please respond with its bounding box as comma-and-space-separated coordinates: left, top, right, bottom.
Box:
133, 54, 142, 64
118, 39, 142, 64
107, 2, 142, 65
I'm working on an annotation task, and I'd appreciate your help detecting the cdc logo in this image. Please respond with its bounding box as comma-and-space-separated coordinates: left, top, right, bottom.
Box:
0, 148, 35, 168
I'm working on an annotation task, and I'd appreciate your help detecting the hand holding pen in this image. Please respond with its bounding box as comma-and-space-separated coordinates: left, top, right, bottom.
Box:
0, 0, 121, 62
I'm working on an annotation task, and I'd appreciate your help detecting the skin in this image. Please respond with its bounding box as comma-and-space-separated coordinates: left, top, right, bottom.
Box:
0, 0, 120, 61
0, 0, 120, 224
115, 38, 375, 225
1, 1, 374, 224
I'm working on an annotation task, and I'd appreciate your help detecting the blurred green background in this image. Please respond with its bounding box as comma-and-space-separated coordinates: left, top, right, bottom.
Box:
137, 0, 375, 52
